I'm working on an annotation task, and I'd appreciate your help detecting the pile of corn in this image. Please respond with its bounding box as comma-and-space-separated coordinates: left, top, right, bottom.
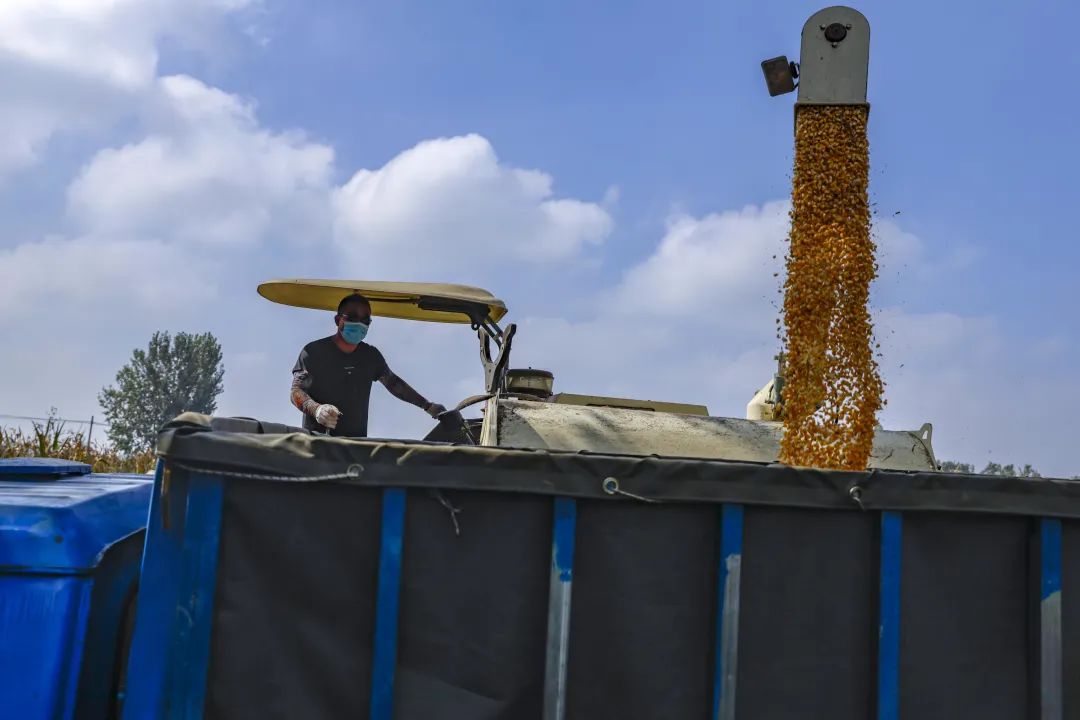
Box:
778, 105, 883, 470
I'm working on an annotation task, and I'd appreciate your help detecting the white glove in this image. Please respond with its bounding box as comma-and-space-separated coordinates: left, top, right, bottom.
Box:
315, 404, 342, 429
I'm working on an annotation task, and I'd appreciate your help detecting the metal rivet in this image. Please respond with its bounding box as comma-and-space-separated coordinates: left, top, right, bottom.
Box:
602, 477, 619, 494
347, 463, 364, 477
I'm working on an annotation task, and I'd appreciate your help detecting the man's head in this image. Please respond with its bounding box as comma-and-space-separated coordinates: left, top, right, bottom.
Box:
336, 293, 372, 344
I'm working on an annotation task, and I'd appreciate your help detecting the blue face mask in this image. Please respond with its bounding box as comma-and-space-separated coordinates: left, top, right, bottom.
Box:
341, 321, 369, 344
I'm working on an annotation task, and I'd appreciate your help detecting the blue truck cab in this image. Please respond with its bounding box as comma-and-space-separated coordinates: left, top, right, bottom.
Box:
0, 458, 153, 719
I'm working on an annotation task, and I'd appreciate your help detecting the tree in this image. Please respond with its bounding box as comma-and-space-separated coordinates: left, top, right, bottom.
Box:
939, 460, 1042, 477
99, 331, 224, 454
979, 462, 1041, 478
938, 460, 975, 474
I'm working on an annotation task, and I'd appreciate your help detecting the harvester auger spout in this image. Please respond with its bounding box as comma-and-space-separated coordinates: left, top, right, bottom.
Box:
762, 5, 870, 110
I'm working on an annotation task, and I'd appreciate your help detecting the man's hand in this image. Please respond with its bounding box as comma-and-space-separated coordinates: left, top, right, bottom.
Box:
425, 402, 447, 419
315, 404, 343, 429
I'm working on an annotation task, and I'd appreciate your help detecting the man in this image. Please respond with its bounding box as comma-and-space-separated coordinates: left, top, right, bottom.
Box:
291, 293, 447, 437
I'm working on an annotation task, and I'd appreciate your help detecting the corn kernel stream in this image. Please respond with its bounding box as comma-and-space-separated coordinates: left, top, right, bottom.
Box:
778, 105, 883, 470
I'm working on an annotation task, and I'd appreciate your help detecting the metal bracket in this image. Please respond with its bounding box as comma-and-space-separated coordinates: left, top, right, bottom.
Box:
481, 322, 517, 393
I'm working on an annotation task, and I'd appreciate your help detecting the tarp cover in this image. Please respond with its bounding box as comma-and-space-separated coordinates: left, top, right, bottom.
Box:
152, 415, 1080, 719
159, 413, 1080, 519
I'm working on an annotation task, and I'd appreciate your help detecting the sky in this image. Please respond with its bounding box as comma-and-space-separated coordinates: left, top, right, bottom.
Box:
1, 0, 1077, 476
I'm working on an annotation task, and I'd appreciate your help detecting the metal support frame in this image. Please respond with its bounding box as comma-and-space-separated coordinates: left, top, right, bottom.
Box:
123, 464, 224, 720
480, 323, 517, 393
542, 497, 577, 720
369, 488, 408, 720
877, 511, 902, 720
712, 504, 743, 720
1040, 518, 1063, 720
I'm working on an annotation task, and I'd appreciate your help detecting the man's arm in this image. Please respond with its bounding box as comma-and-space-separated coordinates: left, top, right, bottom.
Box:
291, 371, 320, 418
292, 369, 343, 429
379, 369, 445, 417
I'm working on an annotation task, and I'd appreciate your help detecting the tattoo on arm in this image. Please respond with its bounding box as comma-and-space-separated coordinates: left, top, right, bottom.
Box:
380, 370, 429, 409
291, 372, 320, 416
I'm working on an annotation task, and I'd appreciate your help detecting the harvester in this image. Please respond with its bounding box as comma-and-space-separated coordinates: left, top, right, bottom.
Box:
256, 277, 937, 471
2, 8, 1076, 720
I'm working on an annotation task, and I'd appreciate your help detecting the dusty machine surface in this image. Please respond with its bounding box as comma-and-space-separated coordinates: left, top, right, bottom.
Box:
260, 278, 939, 470
494, 399, 936, 471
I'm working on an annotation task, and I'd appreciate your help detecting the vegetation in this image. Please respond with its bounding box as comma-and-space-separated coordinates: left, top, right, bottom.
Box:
0, 411, 156, 474
99, 331, 224, 454
938, 460, 1079, 479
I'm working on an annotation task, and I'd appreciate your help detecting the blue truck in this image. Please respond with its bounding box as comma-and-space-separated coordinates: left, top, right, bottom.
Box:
4, 414, 1079, 720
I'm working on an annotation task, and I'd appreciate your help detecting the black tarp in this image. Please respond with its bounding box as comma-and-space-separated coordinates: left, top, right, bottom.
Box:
150, 415, 1080, 719
566, 501, 719, 719
737, 507, 877, 720
899, 514, 1032, 720
205, 480, 383, 719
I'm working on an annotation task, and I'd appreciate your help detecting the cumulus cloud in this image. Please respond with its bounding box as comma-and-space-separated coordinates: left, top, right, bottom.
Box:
0, 67, 616, 440
332, 134, 613, 280
611, 201, 788, 333
0, 236, 214, 324
0, 0, 258, 178
67, 75, 334, 246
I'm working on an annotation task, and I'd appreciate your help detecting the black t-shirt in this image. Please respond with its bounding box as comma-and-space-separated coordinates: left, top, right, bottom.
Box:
292, 336, 389, 437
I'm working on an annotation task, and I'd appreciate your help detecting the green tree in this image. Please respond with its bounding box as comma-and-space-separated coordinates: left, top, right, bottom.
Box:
939, 460, 1042, 477
99, 331, 224, 453
979, 462, 1041, 477
938, 460, 975, 473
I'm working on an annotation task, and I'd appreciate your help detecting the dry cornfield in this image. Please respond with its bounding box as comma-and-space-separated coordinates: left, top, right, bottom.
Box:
778, 105, 884, 470
0, 415, 156, 474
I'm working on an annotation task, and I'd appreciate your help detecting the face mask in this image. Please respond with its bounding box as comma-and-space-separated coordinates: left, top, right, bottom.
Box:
341, 321, 369, 344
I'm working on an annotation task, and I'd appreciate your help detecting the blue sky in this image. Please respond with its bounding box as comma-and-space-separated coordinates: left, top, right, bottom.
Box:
1, 0, 1077, 475
175, 0, 1080, 321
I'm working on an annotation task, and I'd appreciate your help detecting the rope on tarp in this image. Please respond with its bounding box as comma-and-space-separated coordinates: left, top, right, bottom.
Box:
169, 459, 467, 535
168, 460, 365, 483
601, 476, 661, 504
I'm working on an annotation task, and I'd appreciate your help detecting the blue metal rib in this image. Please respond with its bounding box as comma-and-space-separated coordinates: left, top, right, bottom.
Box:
167, 474, 225, 719
542, 497, 577, 720
369, 488, 407, 720
1040, 518, 1063, 720
713, 503, 743, 720
877, 511, 902, 720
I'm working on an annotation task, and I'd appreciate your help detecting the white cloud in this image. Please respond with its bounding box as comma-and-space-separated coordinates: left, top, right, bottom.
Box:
0, 0, 258, 178
67, 75, 334, 246
0, 86, 616, 444
875, 308, 1076, 474
332, 134, 613, 281
0, 235, 214, 324
611, 202, 787, 333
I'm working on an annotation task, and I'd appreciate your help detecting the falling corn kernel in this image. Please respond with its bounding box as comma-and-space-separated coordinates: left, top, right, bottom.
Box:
778, 105, 883, 471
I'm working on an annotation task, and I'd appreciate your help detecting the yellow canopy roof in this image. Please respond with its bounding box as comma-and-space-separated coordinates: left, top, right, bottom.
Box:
257, 279, 508, 324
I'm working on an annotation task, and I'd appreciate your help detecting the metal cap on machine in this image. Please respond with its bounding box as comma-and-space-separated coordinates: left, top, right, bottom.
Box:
506, 368, 555, 399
